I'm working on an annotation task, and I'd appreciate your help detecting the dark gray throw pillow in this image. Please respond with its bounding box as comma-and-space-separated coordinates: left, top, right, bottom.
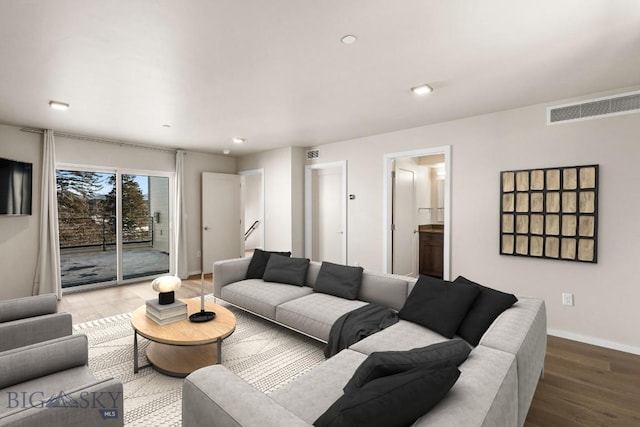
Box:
262, 254, 310, 286
246, 249, 291, 279
314, 365, 460, 427
343, 339, 470, 393
398, 275, 480, 338
454, 276, 518, 346
313, 262, 364, 300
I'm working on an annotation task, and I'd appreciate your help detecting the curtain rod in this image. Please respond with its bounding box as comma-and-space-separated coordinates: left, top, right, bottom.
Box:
20, 127, 178, 154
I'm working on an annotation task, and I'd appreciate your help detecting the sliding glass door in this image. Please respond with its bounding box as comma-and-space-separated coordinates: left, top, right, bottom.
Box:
121, 174, 170, 280
57, 168, 171, 289
57, 170, 117, 287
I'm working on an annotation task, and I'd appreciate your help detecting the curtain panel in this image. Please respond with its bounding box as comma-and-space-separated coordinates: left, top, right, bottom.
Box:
174, 150, 189, 279
33, 130, 62, 298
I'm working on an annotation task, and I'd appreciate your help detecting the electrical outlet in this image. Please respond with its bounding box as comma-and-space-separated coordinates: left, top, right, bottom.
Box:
196, 250, 201, 258
562, 293, 574, 306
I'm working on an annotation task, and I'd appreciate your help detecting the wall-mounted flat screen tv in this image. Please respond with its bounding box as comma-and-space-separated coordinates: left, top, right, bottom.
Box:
0, 157, 33, 215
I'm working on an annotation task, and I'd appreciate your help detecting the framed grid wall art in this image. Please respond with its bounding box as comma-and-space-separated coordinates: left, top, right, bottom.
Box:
500, 165, 598, 263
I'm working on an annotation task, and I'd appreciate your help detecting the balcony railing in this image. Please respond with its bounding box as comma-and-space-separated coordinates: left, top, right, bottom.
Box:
58, 216, 154, 250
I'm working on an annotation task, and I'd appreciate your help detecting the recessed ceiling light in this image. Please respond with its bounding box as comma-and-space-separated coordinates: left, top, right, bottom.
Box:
341, 35, 357, 44
232, 137, 245, 144
411, 84, 433, 96
223, 149, 231, 155
49, 100, 70, 111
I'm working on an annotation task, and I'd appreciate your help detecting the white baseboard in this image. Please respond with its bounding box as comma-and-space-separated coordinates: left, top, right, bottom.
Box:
547, 328, 640, 355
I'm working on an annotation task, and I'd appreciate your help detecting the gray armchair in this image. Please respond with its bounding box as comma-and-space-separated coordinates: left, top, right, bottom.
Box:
0, 334, 123, 426
0, 294, 72, 352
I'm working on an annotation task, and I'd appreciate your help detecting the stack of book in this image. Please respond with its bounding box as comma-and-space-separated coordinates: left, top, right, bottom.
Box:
146, 299, 187, 325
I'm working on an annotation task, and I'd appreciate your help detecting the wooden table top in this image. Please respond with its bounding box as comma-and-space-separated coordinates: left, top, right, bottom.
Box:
130, 299, 236, 345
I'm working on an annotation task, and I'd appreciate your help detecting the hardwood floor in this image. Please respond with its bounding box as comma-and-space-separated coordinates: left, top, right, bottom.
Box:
59, 283, 640, 426
525, 335, 640, 427
58, 274, 213, 323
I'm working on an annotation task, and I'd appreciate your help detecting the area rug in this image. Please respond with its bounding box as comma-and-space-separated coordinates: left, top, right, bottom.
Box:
73, 298, 326, 426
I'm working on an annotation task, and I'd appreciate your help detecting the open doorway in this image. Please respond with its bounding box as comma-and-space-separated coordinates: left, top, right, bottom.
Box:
383, 146, 451, 279
239, 169, 265, 257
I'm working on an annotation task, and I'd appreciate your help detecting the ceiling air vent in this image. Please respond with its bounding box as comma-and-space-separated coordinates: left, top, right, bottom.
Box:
306, 149, 319, 160
547, 90, 640, 125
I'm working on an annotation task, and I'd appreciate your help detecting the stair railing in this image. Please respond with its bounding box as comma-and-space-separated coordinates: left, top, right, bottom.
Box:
244, 220, 260, 241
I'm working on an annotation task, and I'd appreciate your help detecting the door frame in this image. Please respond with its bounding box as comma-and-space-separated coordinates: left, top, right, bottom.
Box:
382, 146, 451, 279
56, 163, 175, 292
238, 168, 265, 253
304, 161, 348, 264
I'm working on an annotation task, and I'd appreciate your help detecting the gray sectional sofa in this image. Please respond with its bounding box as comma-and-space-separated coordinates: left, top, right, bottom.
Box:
183, 256, 547, 427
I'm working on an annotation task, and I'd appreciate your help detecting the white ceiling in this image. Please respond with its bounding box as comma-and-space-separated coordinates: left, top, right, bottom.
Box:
0, 1, 639, 155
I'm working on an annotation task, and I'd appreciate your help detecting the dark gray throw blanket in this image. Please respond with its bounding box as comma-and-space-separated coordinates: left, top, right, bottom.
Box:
324, 303, 399, 358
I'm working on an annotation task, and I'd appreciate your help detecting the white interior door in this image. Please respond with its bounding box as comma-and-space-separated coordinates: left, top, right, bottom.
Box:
313, 167, 343, 263
305, 161, 347, 264
392, 167, 417, 276
202, 172, 242, 274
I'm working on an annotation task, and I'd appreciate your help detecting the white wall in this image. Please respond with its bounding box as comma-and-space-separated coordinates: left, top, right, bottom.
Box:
416, 164, 432, 225
0, 125, 42, 299
237, 146, 305, 256
55, 136, 175, 171
308, 86, 640, 353
291, 147, 305, 256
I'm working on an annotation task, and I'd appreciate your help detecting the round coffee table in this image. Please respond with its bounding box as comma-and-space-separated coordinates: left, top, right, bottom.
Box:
130, 299, 236, 377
